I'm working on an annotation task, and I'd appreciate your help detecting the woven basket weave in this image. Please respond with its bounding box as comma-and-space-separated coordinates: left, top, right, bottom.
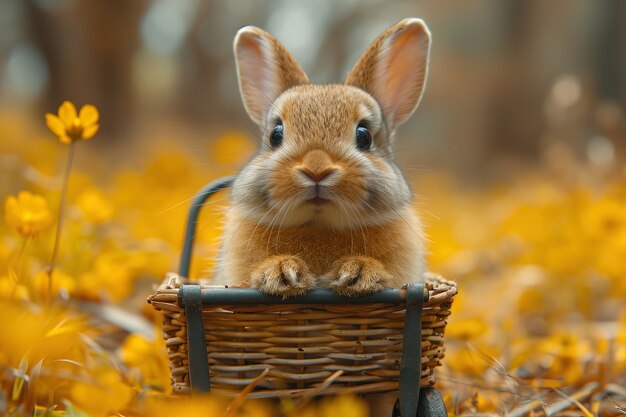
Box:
148, 273, 457, 398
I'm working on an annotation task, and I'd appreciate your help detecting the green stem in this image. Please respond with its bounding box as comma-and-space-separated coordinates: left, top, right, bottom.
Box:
48, 141, 76, 298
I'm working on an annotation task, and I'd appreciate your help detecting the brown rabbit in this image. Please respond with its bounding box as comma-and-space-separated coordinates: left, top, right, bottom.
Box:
214, 18, 431, 297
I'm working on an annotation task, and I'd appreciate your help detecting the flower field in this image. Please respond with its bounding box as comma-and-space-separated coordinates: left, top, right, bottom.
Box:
0, 102, 624, 416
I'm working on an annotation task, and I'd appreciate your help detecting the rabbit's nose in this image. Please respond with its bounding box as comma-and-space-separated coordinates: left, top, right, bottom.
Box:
298, 167, 337, 183
297, 149, 339, 183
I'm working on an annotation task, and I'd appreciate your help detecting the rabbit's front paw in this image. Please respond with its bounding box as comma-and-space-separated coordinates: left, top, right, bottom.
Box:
327, 256, 391, 296
250, 255, 315, 297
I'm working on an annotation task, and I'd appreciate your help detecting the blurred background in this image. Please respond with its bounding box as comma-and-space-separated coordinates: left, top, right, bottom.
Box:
1, 1, 626, 414
1, 0, 625, 180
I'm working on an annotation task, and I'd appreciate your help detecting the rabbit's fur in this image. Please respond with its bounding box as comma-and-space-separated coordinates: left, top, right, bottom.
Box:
214, 18, 431, 297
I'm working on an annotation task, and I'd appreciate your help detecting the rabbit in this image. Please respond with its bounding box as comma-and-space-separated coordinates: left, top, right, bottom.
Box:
213, 18, 431, 297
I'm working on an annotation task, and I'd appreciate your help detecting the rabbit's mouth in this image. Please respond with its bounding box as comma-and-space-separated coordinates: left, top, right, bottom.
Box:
307, 196, 331, 206
301, 182, 334, 206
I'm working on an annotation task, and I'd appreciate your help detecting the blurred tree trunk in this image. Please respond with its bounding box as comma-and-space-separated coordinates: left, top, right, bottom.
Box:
484, 0, 543, 162
593, 0, 626, 157
180, 1, 223, 125
594, 0, 626, 103
24, 0, 62, 113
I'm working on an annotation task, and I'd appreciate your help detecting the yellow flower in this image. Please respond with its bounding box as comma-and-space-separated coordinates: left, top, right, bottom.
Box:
32, 269, 76, 299
45, 101, 99, 144
4, 191, 53, 237
0, 270, 29, 301
318, 395, 368, 417
581, 198, 626, 240
120, 333, 171, 391
141, 395, 228, 417
70, 364, 133, 417
77, 189, 113, 224
537, 332, 589, 384
0, 303, 87, 368
77, 251, 139, 301
446, 318, 489, 341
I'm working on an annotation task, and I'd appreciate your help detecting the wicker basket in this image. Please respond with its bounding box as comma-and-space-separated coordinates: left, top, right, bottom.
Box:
148, 272, 457, 398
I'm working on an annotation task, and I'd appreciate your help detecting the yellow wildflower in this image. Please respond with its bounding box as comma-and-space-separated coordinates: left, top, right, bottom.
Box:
538, 333, 589, 384
581, 198, 626, 240
446, 318, 489, 341
32, 269, 76, 299
0, 303, 86, 368
141, 395, 228, 417
4, 191, 53, 237
77, 189, 114, 223
45, 101, 99, 144
0, 270, 29, 301
318, 395, 368, 417
70, 364, 133, 417
77, 251, 138, 301
120, 333, 171, 391
443, 343, 501, 377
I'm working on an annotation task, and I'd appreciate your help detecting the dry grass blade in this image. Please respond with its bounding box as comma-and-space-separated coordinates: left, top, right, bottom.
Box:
11, 358, 28, 405
222, 368, 270, 417
24, 358, 45, 416
296, 370, 345, 408
507, 399, 544, 417
607, 384, 626, 398
50, 359, 84, 368
75, 301, 154, 337
607, 394, 626, 415
545, 382, 599, 417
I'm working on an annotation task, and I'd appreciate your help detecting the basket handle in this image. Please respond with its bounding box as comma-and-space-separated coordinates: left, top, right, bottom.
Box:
179, 176, 236, 278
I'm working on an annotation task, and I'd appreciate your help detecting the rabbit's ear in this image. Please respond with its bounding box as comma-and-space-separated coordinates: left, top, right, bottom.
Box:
234, 26, 309, 125
346, 18, 431, 129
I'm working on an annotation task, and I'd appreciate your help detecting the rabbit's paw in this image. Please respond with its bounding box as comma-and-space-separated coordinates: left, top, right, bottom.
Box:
250, 255, 315, 297
327, 256, 391, 296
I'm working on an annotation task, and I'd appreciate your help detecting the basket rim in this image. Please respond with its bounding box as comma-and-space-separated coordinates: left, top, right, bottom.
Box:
148, 272, 457, 308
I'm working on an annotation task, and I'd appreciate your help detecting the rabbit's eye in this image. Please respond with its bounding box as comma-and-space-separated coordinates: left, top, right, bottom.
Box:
355, 124, 372, 151
270, 124, 284, 148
